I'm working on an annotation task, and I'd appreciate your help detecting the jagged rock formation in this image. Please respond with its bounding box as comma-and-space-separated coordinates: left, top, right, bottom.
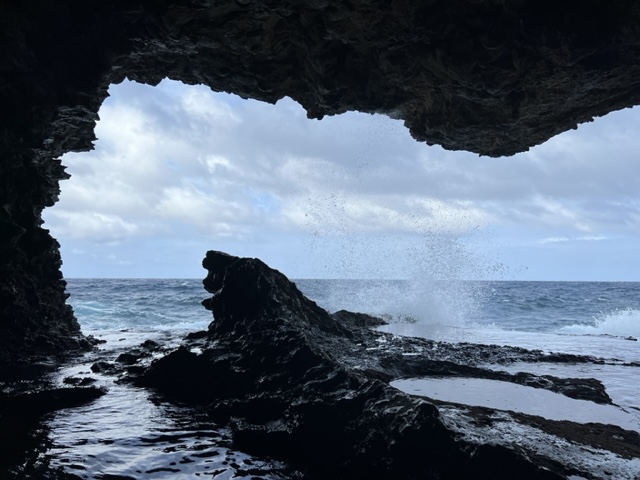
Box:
3, 1, 640, 352
134, 251, 639, 479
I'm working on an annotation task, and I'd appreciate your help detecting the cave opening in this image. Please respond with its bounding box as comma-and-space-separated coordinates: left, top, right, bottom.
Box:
40, 78, 503, 336
43, 78, 640, 292
4, 2, 640, 475
4, 0, 640, 362
43, 78, 499, 283
38, 78, 640, 343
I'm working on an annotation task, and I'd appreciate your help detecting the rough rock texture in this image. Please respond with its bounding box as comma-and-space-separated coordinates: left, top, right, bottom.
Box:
134, 251, 636, 478
3, 1, 640, 352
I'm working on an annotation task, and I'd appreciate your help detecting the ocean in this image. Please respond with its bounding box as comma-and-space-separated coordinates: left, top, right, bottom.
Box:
44, 278, 640, 478
66, 278, 640, 336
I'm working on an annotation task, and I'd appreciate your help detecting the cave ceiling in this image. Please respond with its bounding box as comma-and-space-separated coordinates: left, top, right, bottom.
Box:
2, 1, 640, 353
3, 0, 640, 160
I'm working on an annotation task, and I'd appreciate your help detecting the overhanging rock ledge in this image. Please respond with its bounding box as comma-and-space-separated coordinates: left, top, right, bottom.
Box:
3, 0, 640, 352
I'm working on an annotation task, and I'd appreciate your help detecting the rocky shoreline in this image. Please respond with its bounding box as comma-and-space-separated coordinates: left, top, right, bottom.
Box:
5, 3, 640, 477
2, 251, 639, 479
131, 252, 640, 478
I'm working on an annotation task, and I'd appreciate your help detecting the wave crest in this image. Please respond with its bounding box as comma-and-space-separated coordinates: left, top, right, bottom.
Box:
559, 308, 640, 339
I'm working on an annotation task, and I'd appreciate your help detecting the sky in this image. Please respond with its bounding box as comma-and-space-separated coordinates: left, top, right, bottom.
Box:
42, 79, 640, 280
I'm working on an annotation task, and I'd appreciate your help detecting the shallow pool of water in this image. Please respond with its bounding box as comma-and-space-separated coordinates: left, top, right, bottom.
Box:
391, 377, 640, 432
45, 330, 294, 479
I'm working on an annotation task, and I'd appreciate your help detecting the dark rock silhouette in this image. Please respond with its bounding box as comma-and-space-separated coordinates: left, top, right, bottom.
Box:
138, 251, 625, 478
4, 2, 640, 354
3, 2, 640, 475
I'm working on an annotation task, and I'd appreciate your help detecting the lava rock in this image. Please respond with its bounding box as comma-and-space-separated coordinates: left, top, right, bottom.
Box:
331, 309, 388, 327
90, 361, 120, 375
62, 376, 97, 387
0, 387, 106, 417
116, 349, 151, 365
138, 251, 565, 479
5, 1, 640, 357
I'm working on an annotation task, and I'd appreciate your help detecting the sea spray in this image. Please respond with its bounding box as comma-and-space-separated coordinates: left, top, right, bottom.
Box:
371, 233, 501, 326
300, 234, 501, 327
380, 278, 484, 326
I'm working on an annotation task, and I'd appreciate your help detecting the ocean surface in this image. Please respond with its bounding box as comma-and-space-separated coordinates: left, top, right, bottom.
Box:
45, 279, 640, 478
65, 278, 640, 334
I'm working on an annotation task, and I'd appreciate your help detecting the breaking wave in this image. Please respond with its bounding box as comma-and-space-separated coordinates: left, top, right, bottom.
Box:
559, 308, 640, 338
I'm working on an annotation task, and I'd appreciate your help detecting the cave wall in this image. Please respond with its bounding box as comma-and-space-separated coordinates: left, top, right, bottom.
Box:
2, 0, 640, 355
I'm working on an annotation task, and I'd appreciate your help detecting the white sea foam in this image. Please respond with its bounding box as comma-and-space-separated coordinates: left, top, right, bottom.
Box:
307, 277, 481, 327
559, 308, 640, 338
382, 234, 502, 326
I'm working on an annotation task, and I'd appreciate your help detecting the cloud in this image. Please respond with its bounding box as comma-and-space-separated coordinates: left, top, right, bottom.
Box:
538, 237, 571, 244
45, 210, 143, 243
283, 193, 490, 236
106, 253, 132, 266
47, 79, 495, 245
42, 78, 640, 279
577, 235, 609, 241
536, 234, 612, 245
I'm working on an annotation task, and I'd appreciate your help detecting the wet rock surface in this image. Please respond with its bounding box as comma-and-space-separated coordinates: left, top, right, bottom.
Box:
127, 251, 638, 479
2, 252, 638, 478
1, 328, 300, 480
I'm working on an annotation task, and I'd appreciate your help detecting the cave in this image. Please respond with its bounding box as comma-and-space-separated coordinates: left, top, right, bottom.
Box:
4, 3, 640, 478
3, 0, 640, 363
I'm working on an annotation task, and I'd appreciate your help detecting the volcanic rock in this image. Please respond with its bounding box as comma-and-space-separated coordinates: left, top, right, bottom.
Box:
4, 2, 640, 354
0, 387, 106, 417
136, 251, 636, 478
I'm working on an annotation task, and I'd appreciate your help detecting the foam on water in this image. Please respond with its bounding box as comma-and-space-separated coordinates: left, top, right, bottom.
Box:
301, 231, 499, 327
381, 235, 495, 326
559, 308, 640, 338
378, 322, 640, 362
377, 280, 478, 326
298, 278, 484, 327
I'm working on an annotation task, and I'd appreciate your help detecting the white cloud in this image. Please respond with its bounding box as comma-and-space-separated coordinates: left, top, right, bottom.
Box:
180, 87, 242, 124
577, 235, 609, 241
153, 186, 256, 239
283, 193, 490, 236
45, 210, 148, 244
536, 234, 611, 245
538, 237, 571, 244
42, 78, 640, 279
